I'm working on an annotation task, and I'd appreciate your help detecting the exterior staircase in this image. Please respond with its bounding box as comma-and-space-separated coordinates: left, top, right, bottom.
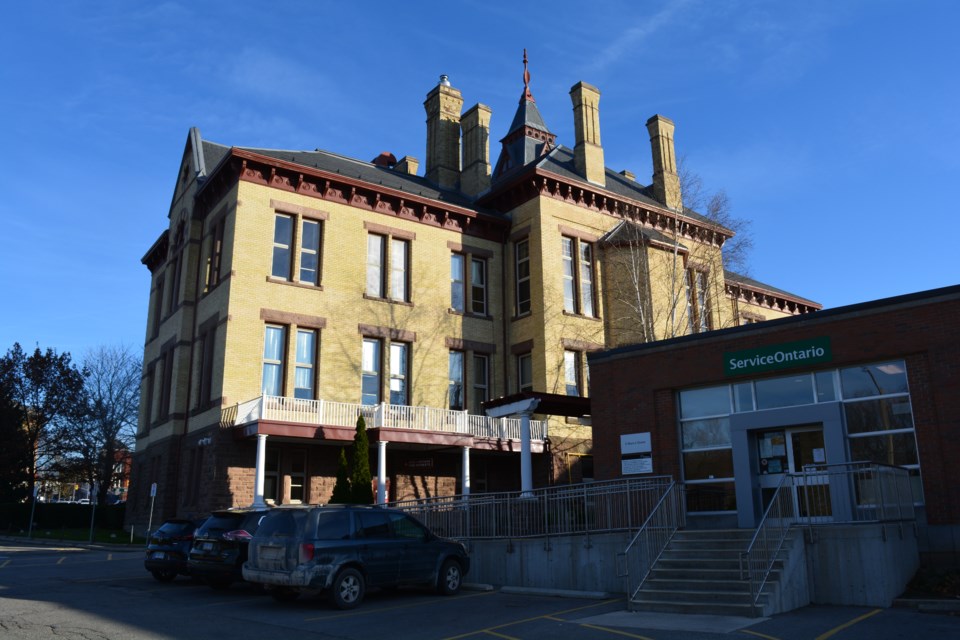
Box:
630, 529, 782, 616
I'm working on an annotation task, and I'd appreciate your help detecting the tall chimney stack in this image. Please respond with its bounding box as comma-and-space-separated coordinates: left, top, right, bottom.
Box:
570, 81, 605, 186
460, 103, 492, 197
646, 115, 682, 211
424, 75, 464, 190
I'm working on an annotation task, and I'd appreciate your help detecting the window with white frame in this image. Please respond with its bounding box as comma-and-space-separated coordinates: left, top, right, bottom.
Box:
262, 325, 286, 396
367, 234, 410, 302
294, 329, 317, 400
515, 239, 531, 316
366, 234, 385, 298
389, 342, 409, 405
561, 236, 596, 316
564, 350, 581, 396
390, 238, 409, 302
472, 354, 489, 413
289, 451, 306, 503
685, 268, 712, 333
471, 257, 487, 315
517, 353, 533, 393
449, 350, 464, 410
299, 219, 321, 285
361, 338, 381, 406
450, 254, 465, 312
272, 214, 294, 279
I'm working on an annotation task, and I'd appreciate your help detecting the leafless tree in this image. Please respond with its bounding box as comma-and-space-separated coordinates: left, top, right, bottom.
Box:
57, 345, 141, 503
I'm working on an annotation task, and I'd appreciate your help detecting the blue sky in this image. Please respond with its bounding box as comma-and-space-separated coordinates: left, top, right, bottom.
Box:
1, 1, 957, 359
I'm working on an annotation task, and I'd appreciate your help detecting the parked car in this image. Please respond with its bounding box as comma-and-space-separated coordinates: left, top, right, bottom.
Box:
188, 507, 271, 589
144, 517, 207, 582
243, 505, 469, 609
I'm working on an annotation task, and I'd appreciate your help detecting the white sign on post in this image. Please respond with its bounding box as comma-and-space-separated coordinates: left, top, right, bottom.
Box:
150, 482, 157, 497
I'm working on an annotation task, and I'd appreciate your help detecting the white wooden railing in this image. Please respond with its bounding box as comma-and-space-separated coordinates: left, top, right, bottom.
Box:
229, 395, 548, 441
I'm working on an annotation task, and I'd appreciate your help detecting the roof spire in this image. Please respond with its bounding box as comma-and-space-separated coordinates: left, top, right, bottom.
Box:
521, 48, 535, 103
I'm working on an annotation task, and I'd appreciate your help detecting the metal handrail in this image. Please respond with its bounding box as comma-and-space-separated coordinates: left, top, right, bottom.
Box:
618, 480, 684, 601
389, 476, 673, 540
739, 473, 795, 609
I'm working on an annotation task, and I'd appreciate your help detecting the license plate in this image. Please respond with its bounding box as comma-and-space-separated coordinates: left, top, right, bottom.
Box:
151, 552, 165, 560
202, 542, 214, 551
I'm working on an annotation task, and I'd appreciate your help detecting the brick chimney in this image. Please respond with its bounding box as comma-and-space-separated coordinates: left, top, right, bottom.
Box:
394, 156, 419, 176
646, 114, 682, 211
424, 75, 464, 190
570, 81, 605, 187
460, 103, 492, 197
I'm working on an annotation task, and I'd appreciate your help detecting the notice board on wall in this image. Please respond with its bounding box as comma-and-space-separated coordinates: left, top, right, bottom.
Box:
620, 432, 653, 474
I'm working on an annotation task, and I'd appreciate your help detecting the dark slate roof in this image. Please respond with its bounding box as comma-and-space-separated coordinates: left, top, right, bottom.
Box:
534, 146, 732, 234
506, 96, 551, 134
725, 270, 820, 306
198, 137, 504, 217
600, 219, 689, 252
493, 94, 555, 180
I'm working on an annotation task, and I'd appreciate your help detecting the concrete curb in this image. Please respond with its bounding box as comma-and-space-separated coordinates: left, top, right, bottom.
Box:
499, 586, 614, 600
0, 535, 142, 552
462, 583, 495, 592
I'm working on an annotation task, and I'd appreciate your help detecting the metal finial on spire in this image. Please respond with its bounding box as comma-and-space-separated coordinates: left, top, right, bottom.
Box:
522, 49, 535, 102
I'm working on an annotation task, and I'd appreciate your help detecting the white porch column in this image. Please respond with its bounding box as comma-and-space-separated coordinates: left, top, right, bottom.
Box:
519, 411, 533, 497
377, 440, 388, 505
483, 397, 540, 498
461, 446, 471, 496
252, 433, 268, 507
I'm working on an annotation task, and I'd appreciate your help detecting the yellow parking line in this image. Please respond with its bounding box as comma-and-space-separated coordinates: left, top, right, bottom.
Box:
57, 557, 66, 564
1, 560, 10, 568
305, 590, 494, 622
579, 623, 654, 640
441, 598, 619, 640
107, 554, 113, 561
741, 629, 783, 640
482, 631, 520, 640
815, 609, 882, 640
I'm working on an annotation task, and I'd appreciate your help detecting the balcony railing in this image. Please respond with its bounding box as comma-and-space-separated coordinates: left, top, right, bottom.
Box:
230, 395, 548, 441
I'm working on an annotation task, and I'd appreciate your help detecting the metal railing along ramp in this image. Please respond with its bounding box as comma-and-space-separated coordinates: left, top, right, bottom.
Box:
388, 476, 674, 540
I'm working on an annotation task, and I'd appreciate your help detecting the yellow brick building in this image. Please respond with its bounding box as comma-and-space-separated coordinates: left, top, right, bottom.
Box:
128, 66, 818, 525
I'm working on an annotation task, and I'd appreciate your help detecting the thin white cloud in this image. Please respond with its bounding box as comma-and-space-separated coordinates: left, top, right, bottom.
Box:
587, 0, 696, 72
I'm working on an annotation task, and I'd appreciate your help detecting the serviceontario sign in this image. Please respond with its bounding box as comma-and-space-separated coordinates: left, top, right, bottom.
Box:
724, 337, 832, 377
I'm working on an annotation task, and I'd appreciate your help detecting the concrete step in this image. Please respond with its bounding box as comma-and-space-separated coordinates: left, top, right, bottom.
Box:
654, 557, 745, 571
643, 578, 755, 593
631, 598, 760, 617
666, 538, 751, 550
637, 587, 756, 605
650, 567, 780, 582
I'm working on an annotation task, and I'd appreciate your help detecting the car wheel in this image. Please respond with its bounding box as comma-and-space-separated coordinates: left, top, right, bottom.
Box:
437, 559, 463, 595
208, 578, 233, 590
151, 570, 177, 583
271, 587, 300, 603
331, 568, 365, 610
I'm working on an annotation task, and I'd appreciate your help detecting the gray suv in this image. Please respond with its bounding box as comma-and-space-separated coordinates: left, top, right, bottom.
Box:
243, 505, 469, 609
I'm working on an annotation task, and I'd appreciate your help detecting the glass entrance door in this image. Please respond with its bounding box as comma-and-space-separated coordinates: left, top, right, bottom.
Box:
757, 425, 831, 520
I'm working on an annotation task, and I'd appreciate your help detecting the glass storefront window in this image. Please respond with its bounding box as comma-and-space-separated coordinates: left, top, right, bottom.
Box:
679, 386, 730, 419
840, 362, 909, 399
844, 397, 914, 434
685, 482, 736, 512
681, 417, 731, 449
682, 450, 734, 481
755, 374, 815, 410
733, 382, 754, 413
849, 433, 918, 467
815, 370, 837, 402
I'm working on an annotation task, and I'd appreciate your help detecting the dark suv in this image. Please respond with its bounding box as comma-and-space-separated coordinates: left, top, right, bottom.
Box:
243, 505, 469, 609
188, 507, 271, 589
144, 518, 206, 582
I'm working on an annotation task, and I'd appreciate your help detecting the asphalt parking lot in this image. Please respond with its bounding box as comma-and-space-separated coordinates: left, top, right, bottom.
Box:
1, 540, 958, 640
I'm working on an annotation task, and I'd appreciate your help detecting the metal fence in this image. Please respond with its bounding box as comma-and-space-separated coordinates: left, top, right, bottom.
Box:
616, 480, 685, 602
389, 476, 674, 540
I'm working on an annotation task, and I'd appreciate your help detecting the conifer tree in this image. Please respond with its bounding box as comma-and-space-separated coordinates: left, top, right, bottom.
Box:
349, 414, 374, 504
329, 447, 352, 504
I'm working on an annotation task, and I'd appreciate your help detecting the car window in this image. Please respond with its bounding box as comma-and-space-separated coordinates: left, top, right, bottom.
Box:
156, 521, 195, 536
241, 511, 270, 534
314, 511, 351, 540
356, 511, 392, 539
257, 510, 305, 537
389, 512, 426, 540
197, 514, 244, 535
